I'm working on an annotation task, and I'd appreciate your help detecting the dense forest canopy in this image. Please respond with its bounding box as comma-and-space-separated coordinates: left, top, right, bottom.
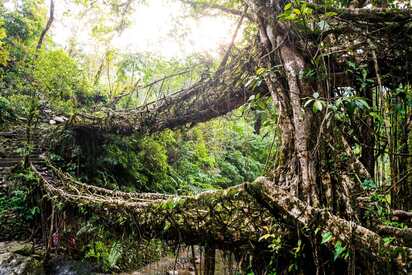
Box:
1, 0, 412, 274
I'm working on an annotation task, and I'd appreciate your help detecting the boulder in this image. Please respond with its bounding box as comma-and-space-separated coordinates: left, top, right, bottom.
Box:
0, 252, 43, 275
53, 116, 68, 124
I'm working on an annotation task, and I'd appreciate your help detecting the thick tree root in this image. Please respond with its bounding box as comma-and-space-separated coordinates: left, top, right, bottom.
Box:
30, 161, 412, 271
249, 177, 412, 269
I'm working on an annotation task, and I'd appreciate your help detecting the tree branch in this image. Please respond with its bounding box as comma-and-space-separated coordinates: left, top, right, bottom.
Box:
309, 4, 412, 22
36, 0, 55, 52
377, 225, 412, 246
180, 0, 252, 20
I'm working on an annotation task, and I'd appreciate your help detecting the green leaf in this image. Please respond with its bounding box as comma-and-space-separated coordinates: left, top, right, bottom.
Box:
333, 241, 346, 261
321, 232, 333, 244
163, 221, 171, 231
294, 239, 303, 255
284, 3, 292, 10
107, 241, 122, 269
361, 179, 377, 190
354, 98, 369, 109
256, 67, 266, 75
304, 98, 314, 108
245, 78, 255, 88
383, 237, 395, 245
259, 233, 273, 241
313, 100, 323, 113
325, 12, 337, 17
353, 144, 361, 156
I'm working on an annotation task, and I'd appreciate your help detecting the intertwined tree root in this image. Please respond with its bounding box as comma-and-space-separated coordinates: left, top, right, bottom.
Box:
30, 161, 412, 271
68, 45, 268, 135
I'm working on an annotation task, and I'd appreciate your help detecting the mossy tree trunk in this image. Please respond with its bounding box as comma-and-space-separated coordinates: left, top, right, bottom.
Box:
245, 1, 363, 218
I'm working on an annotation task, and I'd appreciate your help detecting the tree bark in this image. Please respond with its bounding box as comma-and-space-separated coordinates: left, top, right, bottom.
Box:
392, 115, 412, 210
204, 244, 216, 275
35, 0, 54, 52
245, 1, 324, 209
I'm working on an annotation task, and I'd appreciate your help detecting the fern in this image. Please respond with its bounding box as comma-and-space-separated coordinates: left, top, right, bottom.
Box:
107, 241, 122, 270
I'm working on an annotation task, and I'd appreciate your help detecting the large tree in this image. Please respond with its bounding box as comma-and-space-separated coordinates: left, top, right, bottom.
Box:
179, 0, 412, 210
33, 0, 412, 273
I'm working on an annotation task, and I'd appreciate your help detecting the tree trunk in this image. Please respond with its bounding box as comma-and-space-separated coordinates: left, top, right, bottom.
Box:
246, 1, 360, 218
35, 0, 54, 52
204, 244, 216, 275
253, 111, 262, 135
392, 114, 412, 210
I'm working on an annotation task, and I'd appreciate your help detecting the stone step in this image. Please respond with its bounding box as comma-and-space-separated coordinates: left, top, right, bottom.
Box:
0, 158, 44, 168
0, 130, 46, 174
0, 132, 21, 138
0, 161, 21, 168
0, 144, 43, 147
0, 145, 43, 151
0, 147, 43, 152
0, 137, 41, 141
0, 154, 43, 159
0, 166, 12, 172
0, 140, 42, 145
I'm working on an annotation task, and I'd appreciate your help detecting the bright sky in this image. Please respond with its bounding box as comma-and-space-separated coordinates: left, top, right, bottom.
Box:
51, 0, 238, 59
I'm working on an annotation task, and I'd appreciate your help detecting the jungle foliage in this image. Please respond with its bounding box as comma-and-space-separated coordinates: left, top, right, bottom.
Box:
48, 113, 275, 194
0, 0, 275, 194
1, 0, 412, 274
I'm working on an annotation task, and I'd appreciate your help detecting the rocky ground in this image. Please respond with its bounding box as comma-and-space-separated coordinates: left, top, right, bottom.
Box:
0, 241, 206, 275
0, 241, 44, 275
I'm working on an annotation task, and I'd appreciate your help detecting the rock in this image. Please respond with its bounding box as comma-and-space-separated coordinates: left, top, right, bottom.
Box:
0, 252, 43, 275
46, 256, 100, 275
53, 116, 68, 123
4, 242, 31, 256
0, 242, 31, 255
49, 116, 68, 125
0, 242, 43, 275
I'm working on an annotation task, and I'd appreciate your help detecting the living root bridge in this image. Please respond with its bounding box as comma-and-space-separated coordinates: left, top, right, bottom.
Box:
31, 161, 412, 270
69, 45, 268, 135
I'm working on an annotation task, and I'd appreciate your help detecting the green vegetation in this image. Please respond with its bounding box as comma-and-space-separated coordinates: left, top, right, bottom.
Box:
1, 0, 412, 274
0, 167, 40, 240
0, 1, 276, 271
49, 114, 274, 193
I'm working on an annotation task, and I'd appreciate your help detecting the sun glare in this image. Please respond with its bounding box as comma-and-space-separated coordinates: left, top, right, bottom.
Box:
53, 0, 238, 59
